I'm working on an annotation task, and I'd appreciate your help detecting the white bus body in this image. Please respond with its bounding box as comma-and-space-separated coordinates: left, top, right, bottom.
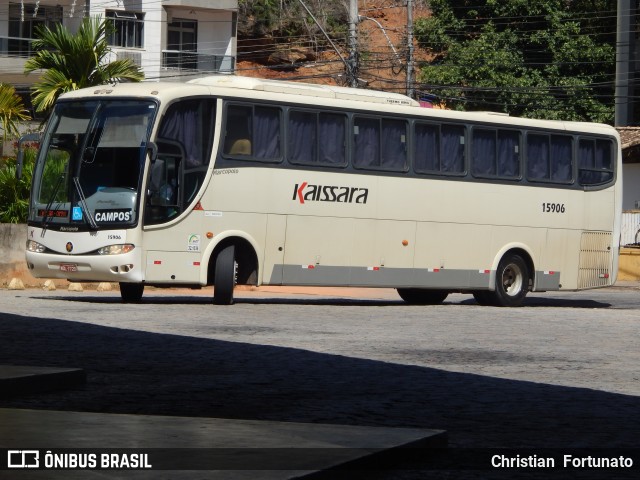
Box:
22, 76, 622, 306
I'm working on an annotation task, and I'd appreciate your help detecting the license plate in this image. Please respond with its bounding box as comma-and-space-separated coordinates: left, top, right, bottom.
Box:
60, 263, 78, 272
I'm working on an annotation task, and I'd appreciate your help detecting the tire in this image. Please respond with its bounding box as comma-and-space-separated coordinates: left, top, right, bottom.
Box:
479, 254, 530, 307
397, 288, 448, 305
213, 245, 237, 305
120, 282, 144, 303
472, 290, 497, 306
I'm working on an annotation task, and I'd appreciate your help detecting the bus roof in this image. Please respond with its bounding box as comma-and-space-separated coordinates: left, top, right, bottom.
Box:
58, 76, 618, 138
188, 75, 420, 107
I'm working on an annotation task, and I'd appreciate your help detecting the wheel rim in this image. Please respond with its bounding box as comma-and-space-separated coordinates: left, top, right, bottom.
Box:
501, 262, 524, 297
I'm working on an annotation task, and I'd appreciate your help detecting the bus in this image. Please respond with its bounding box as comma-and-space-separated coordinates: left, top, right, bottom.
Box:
18, 75, 622, 306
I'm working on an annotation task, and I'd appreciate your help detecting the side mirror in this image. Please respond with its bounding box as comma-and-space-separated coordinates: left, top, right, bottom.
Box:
146, 141, 158, 163
16, 132, 41, 180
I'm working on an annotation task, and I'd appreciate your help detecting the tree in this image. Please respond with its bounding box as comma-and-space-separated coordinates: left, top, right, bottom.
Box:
415, 0, 616, 122
0, 83, 32, 223
24, 16, 145, 113
0, 83, 30, 144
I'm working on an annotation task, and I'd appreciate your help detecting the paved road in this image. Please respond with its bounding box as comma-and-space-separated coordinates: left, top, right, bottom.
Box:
0, 285, 639, 478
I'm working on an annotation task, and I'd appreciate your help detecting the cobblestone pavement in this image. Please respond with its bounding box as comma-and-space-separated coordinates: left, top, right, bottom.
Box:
0, 286, 639, 479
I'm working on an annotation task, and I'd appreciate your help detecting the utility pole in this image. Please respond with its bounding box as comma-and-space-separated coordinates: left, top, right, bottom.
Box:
615, 0, 634, 126
406, 0, 414, 98
348, 0, 359, 87
296, 0, 351, 85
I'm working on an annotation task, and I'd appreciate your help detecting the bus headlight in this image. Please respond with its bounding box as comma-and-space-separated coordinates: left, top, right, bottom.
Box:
98, 244, 135, 255
26, 240, 46, 253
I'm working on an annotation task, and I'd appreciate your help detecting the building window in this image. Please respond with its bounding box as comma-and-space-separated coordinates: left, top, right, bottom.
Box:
106, 10, 145, 48
166, 19, 198, 69
8, 2, 62, 56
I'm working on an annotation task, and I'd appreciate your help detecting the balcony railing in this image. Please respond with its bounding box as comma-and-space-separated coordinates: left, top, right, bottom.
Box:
0, 36, 36, 58
162, 50, 235, 74
1, 38, 237, 76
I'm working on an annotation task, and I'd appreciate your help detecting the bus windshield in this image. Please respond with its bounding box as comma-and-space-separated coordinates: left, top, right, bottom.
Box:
29, 99, 157, 229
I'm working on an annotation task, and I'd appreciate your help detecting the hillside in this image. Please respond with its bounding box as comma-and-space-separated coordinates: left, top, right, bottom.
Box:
235, 1, 431, 95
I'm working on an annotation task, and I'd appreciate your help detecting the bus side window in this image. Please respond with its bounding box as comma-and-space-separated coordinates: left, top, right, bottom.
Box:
527, 134, 573, 183
224, 105, 281, 162
354, 116, 406, 171
527, 134, 549, 180
254, 107, 281, 160
288, 110, 316, 163
441, 124, 465, 173
381, 119, 407, 171
146, 142, 182, 223
414, 123, 439, 172
224, 105, 252, 156
146, 98, 215, 225
498, 130, 520, 178
472, 129, 497, 176
579, 138, 614, 186
550, 135, 572, 182
353, 117, 380, 168
472, 129, 520, 179
318, 113, 346, 166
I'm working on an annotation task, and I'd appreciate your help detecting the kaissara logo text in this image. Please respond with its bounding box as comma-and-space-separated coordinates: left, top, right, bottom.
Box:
293, 182, 369, 205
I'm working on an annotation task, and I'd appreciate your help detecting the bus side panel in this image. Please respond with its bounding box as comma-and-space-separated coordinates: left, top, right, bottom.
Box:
348, 219, 416, 286
538, 228, 575, 290
263, 214, 286, 285
414, 222, 493, 289
584, 189, 616, 231
145, 250, 202, 283
282, 215, 356, 285
143, 211, 268, 286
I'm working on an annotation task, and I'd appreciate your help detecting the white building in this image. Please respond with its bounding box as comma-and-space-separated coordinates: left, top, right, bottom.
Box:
0, 0, 238, 93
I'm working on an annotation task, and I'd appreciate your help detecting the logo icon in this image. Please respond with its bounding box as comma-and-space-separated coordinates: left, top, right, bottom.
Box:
72, 206, 83, 221
292, 182, 369, 205
66, 242, 74, 253
8, 450, 39, 468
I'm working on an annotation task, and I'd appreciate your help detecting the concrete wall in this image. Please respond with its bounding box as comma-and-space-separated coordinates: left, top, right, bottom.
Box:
619, 248, 640, 281
0, 223, 33, 286
623, 163, 640, 211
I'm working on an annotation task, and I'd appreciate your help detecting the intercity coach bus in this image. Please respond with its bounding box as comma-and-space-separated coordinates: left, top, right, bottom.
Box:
18, 75, 622, 306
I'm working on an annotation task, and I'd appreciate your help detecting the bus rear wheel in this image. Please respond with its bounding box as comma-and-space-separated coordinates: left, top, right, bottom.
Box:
120, 282, 144, 303
397, 288, 448, 305
475, 254, 530, 307
213, 245, 237, 305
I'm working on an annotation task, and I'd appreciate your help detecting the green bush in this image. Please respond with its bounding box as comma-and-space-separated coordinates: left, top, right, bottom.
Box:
0, 147, 36, 223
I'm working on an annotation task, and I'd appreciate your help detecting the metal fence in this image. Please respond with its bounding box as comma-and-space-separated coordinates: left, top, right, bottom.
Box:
621, 212, 640, 246
162, 51, 235, 74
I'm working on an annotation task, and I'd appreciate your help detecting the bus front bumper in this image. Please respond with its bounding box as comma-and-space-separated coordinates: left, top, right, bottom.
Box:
25, 249, 144, 283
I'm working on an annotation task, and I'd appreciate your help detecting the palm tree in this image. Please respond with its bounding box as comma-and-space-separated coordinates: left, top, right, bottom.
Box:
24, 16, 145, 113
0, 83, 30, 144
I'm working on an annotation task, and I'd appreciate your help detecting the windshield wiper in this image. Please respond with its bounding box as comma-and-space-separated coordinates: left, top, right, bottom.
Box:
73, 177, 98, 230
41, 173, 66, 236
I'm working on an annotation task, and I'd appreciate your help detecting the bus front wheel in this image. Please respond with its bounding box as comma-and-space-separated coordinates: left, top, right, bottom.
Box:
397, 288, 448, 305
475, 254, 530, 307
120, 282, 144, 303
213, 245, 237, 305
